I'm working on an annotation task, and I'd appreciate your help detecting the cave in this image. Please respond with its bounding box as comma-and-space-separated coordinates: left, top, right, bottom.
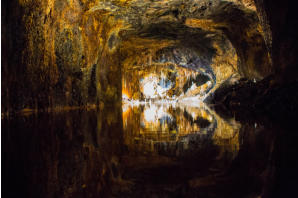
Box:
2, 0, 298, 197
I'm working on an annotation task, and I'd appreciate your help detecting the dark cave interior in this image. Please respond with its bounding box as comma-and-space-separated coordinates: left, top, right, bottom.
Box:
2, 0, 298, 197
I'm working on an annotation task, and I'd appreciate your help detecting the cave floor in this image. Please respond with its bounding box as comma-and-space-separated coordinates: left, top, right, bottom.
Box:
2, 103, 298, 198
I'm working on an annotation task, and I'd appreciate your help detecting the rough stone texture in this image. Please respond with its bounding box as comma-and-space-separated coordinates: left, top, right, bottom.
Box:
2, 0, 290, 113
254, 0, 298, 83
123, 64, 213, 100
206, 0, 298, 122
2, 1, 298, 197
2, 0, 124, 112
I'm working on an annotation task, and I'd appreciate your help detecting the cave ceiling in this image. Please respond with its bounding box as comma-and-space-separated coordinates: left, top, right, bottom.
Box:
90, 0, 265, 76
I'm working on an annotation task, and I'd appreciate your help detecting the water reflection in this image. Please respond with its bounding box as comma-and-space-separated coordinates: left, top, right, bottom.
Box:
122, 102, 241, 159
2, 108, 124, 198
3, 103, 280, 198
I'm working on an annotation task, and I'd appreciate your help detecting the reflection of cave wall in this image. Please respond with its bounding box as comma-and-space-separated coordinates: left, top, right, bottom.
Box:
122, 104, 222, 157
2, 108, 124, 198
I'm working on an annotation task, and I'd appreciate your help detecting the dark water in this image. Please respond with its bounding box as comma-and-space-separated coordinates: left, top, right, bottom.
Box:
2, 103, 298, 198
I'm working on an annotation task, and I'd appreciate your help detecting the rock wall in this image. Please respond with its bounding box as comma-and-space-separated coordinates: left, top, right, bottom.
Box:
254, 0, 298, 83
2, 0, 286, 112
2, 0, 123, 113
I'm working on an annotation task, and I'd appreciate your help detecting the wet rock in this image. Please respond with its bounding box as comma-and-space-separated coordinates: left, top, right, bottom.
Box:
207, 75, 298, 124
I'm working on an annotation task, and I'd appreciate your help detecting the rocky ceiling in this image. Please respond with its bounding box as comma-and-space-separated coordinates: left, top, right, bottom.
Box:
107, 0, 270, 77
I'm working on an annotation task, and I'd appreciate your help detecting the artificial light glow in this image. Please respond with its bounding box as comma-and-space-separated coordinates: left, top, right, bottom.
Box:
143, 104, 172, 123
141, 75, 172, 99
143, 105, 158, 122
123, 93, 130, 100
143, 79, 157, 98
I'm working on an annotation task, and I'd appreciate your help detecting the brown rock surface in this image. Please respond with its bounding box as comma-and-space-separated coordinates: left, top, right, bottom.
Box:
2, 0, 296, 113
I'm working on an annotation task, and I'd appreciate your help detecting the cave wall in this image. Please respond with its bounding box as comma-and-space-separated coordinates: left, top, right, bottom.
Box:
2, 0, 285, 112
254, 0, 298, 83
186, 2, 272, 80
2, 0, 123, 113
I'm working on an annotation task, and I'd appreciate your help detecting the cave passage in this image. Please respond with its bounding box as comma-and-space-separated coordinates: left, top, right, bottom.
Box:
2, 0, 298, 197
